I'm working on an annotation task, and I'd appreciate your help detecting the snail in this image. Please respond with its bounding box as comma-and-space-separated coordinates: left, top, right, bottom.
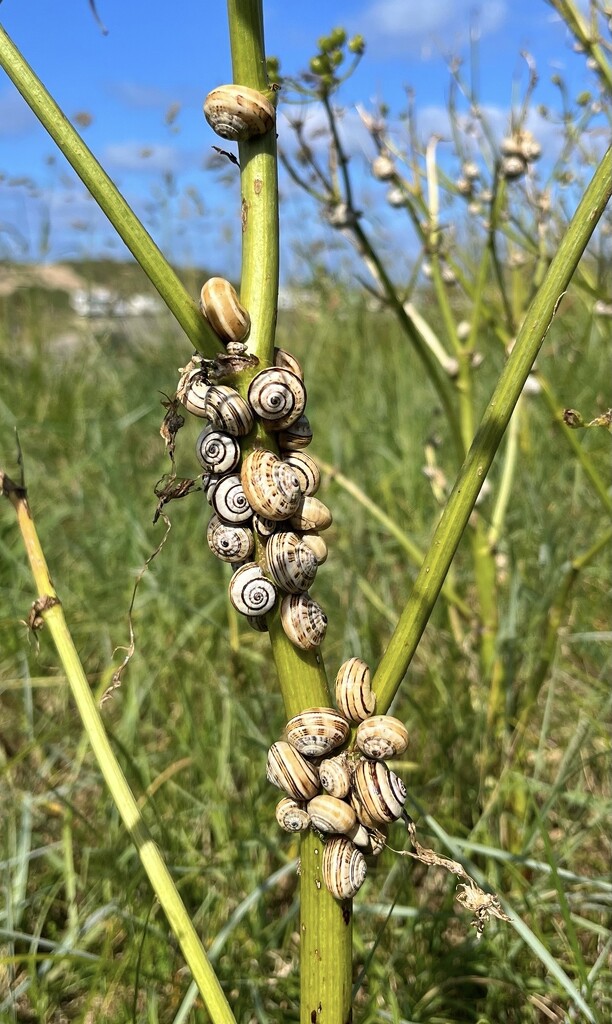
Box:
355, 716, 409, 760
278, 413, 313, 451
196, 427, 241, 475
275, 797, 310, 833
319, 753, 351, 799
252, 513, 277, 538
371, 154, 396, 181
335, 657, 376, 723
284, 707, 349, 758
274, 346, 304, 380
210, 474, 253, 524
353, 759, 407, 824
177, 367, 210, 417
500, 154, 527, 180
289, 496, 332, 532
247, 367, 307, 431
241, 449, 302, 521
280, 592, 327, 650
199, 278, 251, 345
308, 794, 357, 835
228, 562, 277, 617
266, 740, 320, 801
322, 836, 367, 900
207, 515, 254, 563
300, 533, 328, 565
282, 451, 320, 495
203, 84, 275, 142
346, 822, 373, 849
265, 530, 318, 594
203, 385, 254, 436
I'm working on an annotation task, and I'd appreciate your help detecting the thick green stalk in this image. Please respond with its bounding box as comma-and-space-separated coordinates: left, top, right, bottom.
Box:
0, 25, 219, 356
373, 145, 612, 713
225, 6, 351, 1023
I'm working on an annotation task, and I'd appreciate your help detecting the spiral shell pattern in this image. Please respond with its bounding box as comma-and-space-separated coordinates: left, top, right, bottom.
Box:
241, 450, 302, 521
247, 368, 307, 431
355, 716, 409, 760
196, 427, 241, 474
280, 593, 327, 650
283, 452, 320, 495
265, 531, 318, 594
275, 797, 310, 833
210, 474, 252, 524
319, 754, 351, 799
178, 368, 209, 417
203, 385, 254, 436
322, 836, 367, 900
284, 707, 349, 758
203, 84, 275, 142
207, 515, 254, 563
308, 795, 356, 835
353, 759, 407, 824
228, 562, 277, 616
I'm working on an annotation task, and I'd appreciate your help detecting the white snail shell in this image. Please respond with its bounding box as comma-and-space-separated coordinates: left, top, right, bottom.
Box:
372, 154, 396, 181
500, 154, 527, 180
246, 613, 269, 632
278, 413, 313, 451
284, 707, 349, 758
252, 513, 277, 538
322, 836, 367, 900
318, 753, 351, 799
308, 794, 357, 835
265, 530, 318, 594
228, 562, 277, 616
203, 84, 275, 142
241, 450, 302, 521
210, 474, 252, 524
280, 592, 328, 650
203, 385, 254, 436
300, 533, 328, 565
266, 740, 320, 801
346, 822, 372, 848
247, 368, 307, 431
177, 368, 210, 417
275, 796, 310, 833
274, 346, 304, 380
335, 658, 376, 723
196, 427, 241, 475
199, 277, 251, 345
289, 496, 333, 532
282, 451, 320, 495
207, 514, 254, 563
355, 716, 409, 760
353, 759, 407, 824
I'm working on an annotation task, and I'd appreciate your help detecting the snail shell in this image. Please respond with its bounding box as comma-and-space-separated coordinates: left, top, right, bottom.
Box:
199, 277, 251, 345
372, 154, 396, 181
289, 496, 333, 532
241, 449, 302, 521
282, 451, 320, 495
210, 474, 252, 524
203, 385, 254, 436
275, 796, 310, 833
266, 740, 320, 801
284, 707, 349, 758
322, 836, 367, 900
346, 822, 372, 848
278, 414, 313, 451
355, 716, 409, 760
247, 368, 307, 431
228, 562, 277, 616
349, 790, 379, 830
252, 513, 277, 538
308, 794, 357, 835
500, 154, 527, 180
353, 759, 407, 824
207, 514, 254, 563
246, 613, 269, 632
196, 427, 241, 475
300, 533, 328, 565
177, 368, 209, 417
335, 658, 376, 723
274, 346, 304, 380
204, 84, 275, 142
265, 530, 318, 594
362, 827, 387, 856
319, 753, 351, 799
280, 592, 327, 650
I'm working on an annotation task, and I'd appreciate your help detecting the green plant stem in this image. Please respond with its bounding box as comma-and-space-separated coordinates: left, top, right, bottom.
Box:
0, 25, 219, 357
225, 7, 351, 1023
373, 145, 612, 714
0, 473, 236, 1024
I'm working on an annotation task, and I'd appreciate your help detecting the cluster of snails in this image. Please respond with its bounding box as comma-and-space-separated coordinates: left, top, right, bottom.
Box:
266, 658, 410, 900
500, 130, 541, 180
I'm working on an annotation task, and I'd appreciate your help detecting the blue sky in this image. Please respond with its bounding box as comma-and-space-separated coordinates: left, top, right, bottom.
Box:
0, 0, 607, 279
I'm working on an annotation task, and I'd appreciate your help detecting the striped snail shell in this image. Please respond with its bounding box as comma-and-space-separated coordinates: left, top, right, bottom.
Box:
247, 368, 307, 431
207, 514, 254, 563
308, 794, 357, 835
266, 740, 320, 801
300, 533, 328, 565
228, 562, 277, 617
282, 451, 320, 495
199, 277, 251, 345
335, 658, 376, 723
319, 753, 351, 799
362, 826, 387, 856
278, 413, 313, 450
284, 707, 349, 758
252, 513, 277, 538
265, 530, 318, 594
353, 759, 407, 824
275, 796, 310, 833
346, 822, 372, 849
204, 84, 275, 142
203, 385, 254, 436
210, 474, 252, 524
322, 836, 367, 900
196, 427, 241, 475
274, 346, 304, 380
241, 449, 302, 521
246, 613, 269, 632
289, 495, 333, 532
349, 789, 380, 830
355, 716, 409, 760
177, 368, 209, 417
280, 592, 328, 650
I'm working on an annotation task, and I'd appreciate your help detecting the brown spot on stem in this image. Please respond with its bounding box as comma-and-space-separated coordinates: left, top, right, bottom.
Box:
311, 1012, 317, 1023
254, 177, 263, 195
342, 904, 351, 925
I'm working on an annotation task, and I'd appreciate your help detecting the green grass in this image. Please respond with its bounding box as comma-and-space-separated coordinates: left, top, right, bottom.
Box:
1, 277, 610, 1023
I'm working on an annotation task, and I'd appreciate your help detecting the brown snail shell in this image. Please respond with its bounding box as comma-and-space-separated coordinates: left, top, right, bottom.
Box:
274, 346, 304, 380
203, 385, 254, 436
346, 822, 372, 848
199, 277, 251, 345
300, 533, 328, 565
308, 794, 357, 835
355, 716, 409, 760
266, 740, 320, 801
207, 515, 254, 563
289, 496, 332, 532
318, 753, 351, 799
203, 84, 275, 142
322, 836, 367, 900
210, 474, 252, 524
335, 658, 376, 723
280, 592, 328, 650
275, 797, 310, 833
196, 427, 241, 475
247, 368, 307, 431
241, 449, 302, 521
228, 562, 277, 616
284, 707, 349, 758
353, 759, 407, 824
278, 413, 313, 450
265, 530, 318, 594
282, 451, 320, 495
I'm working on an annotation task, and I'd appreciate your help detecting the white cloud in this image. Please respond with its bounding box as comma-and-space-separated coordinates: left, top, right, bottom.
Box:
107, 81, 173, 109
102, 142, 182, 173
0, 88, 38, 138
352, 0, 508, 57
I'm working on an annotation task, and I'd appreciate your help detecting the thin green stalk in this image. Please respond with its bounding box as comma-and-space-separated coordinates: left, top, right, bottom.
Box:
488, 396, 522, 551
373, 145, 612, 713
0, 25, 219, 357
